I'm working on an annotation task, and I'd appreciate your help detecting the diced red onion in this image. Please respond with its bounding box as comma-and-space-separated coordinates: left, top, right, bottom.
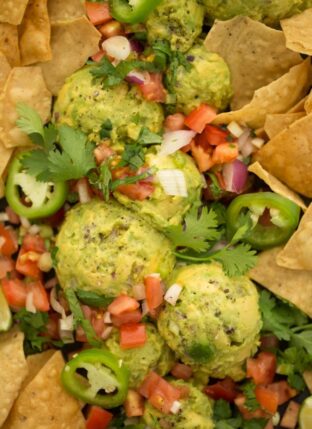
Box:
157, 169, 188, 197
102, 36, 131, 61
44, 277, 58, 290
141, 299, 149, 316
130, 38, 144, 53
103, 311, 112, 324
50, 287, 66, 319
222, 160, 248, 193
159, 130, 196, 156
164, 284, 183, 306
125, 70, 147, 85
101, 326, 113, 340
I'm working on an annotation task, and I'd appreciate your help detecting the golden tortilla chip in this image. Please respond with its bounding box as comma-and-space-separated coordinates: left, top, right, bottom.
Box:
264, 112, 305, 139
21, 350, 55, 390
204, 16, 301, 110
0, 23, 20, 67
248, 162, 307, 211
305, 90, 312, 114
19, 0, 52, 66
48, 0, 86, 23
281, 8, 312, 56
0, 66, 52, 148
0, 0, 29, 25
288, 95, 308, 113
277, 204, 312, 270
256, 113, 312, 197
39, 16, 101, 95
249, 247, 312, 318
0, 51, 11, 90
214, 59, 311, 129
0, 330, 28, 427
3, 351, 85, 429
0, 142, 13, 197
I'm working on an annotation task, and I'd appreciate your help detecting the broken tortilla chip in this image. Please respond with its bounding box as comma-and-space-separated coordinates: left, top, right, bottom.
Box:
264, 112, 305, 139
305, 90, 312, 114
0, 329, 28, 427
38, 16, 101, 95
19, 0, 52, 66
277, 204, 312, 271
0, 66, 52, 148
48, 0, 86, 23
248, 162, 307, 211
213, 59, 311, 129
0, 142, 13, 197
281, 8, 312, 56
0, 0, 29, 25
0, 51, 11, 90
0, 23, 20, 67
249, 247, 312, 318
204, 16, 301, 110
3, 351, 85, 429
21, 350, 55, 390
288, 95, 308, 113
256, 113, 312, 197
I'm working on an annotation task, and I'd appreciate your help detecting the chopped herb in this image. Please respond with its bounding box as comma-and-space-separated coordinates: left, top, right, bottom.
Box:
118, 144, 145, 171
241, 381, 260, 411
14, 310, 50, 355
76, 289, 114, 308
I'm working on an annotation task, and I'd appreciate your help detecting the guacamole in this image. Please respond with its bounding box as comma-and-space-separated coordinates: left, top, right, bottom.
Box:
144, 380, 214, 429
105, 324, 174, 388
56, 199, 175, 297
114, 150, 203, 229
146, 0, 205, 53
53, 66, 164, 148
158, 263, 262, 380
166, 44, 232, 114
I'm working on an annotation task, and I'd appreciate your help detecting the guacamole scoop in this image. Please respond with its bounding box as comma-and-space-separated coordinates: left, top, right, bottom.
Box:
146, 0, 205, 53
53, 66, 164, 148
144, 380, 214, 429
114, 150, 203, 230
56, 199, 175, 297
158, 263, 262, 380
105, 324, 174, 388
166, 44, 232, 114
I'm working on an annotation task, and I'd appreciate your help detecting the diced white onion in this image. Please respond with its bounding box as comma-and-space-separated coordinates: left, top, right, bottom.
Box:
157, 169, 187, 197
132, 283, 146, 301
38, 252, 53, 272
50, 287, 66, 319
28, 224, 41, 235
227, 121, 245, 138
170, 400, 182, 414
101, 326, 113, 340
103, 311, 112, 324
20, 216, 31, 229
77, 180, 91, 204
251, 137, 265, 149
272, 412, 280, 426
0, 212, 9, 222
141, 299, 150, 316
26, 292, 36, 313
59, 314, 75, 344
159, 130, 196, 156
164, 284, 183, 306
240, 140, 255, 158
102, 36, 131, 61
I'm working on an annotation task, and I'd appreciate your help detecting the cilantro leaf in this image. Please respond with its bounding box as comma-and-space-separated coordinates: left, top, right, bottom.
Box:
14, 309, 50, 355
212, 243, 257, 278
137, 127, 163, 146
214, 400, 232, 421
118, 144, 145, 171
88, 161, 113, 201
21, 150, 53, 182
111, 170, 151, 191
291, 331, 312, 355
76, 290, 114, 308
241, 382, 259, 412
16, 103, 45, 146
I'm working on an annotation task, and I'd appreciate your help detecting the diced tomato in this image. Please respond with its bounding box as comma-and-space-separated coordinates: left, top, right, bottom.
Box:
138, 73, 166, 103
94, 143, 114, 165
201, 125, 230, 146
144, 275, 164, 310
120, 323, 147, 349
184, 104, 217, 133
45, 313, 60, 340
266, 381, 297, 405
124, 389, 145, 417
139, 371, 163, 399
22, 234, 46, 253
45, 207, 65, 227
280, 401, 300, 429
5, 207, 20, 224
204, 377, 239, 402
108, 295, 140, 316
255, 385, 279, 414
27, 281, 50, 312
85, 2, 112, 25
164, 113, 185, 131
234, 395, 269, 420
1, 278, 27, 308
86, 406, 113, 429
91, 50, 106, 63
246, 352, 277, 385
111, 309, 142, 327
171, 363, 193, 381
212, 143, 239, 165
191, 140, 214, 172
0, 223, 18, 256
116, 181, 154, 201
0, 256, 15, 279
16, 248, 42, 278
149, 378, 181, 414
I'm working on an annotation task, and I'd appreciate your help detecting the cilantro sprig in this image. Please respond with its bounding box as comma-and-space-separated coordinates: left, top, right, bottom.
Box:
213, 399, 267, 429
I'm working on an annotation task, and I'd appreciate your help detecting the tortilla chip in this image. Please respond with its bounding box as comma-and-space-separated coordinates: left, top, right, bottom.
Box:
21, 350, 55, 390
0, 51, 11, 90
288, 95, 308, 113
276, 204, 312, 270
3, 351, 85, 429
0, 330, 28, 427
305, 90, 312, 114
0, 0, 29, 25
0, 142, 13, 197
0, 23, 20, 67
281, 8, 312, 56
19, 0, 52, 66
264, 112, 305, 139
213, 59, 311, 129
249, 247, 312, 318
39, 16, 101, 95
204, 16, 301, 110
0, 66, 52, 148
48, 0, 86, 23
256, 113, 312, 197
248, 162, 307, 211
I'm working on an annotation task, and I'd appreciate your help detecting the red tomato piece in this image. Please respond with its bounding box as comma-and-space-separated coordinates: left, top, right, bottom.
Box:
45, 313, 60, 340
170, 363, 193, 381
191, 140, 214, 173
246, 352, 277, 385
184, 104, 217, 133
204, 377, 239, 402
94, 142, 115, 165
120, 323, 147, 349
149, 378, 181, 414
111, 309, 142, 327
85, 2, 112, 25
91, 50, 106, 63
266, 381, 297, 405
108, 295, 140, 316
139, 371, 163, 399
0, 256, 15, 279
116, 181, 154, 201
144, 275, 164, 310
280, 400, 300, 429
212, 143, 239, 165
86, 406, 113, 429
138, 73, 166, 103
124, 389, 145, 417
1, 278, 27, 308
234, 395, 269, 420
22, 234, 46, 253
0, 223, 18, 256
16, 248, 42, 278
202, 125, 229, 146
27, 281, 50, 312
255, 385, 279, 414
